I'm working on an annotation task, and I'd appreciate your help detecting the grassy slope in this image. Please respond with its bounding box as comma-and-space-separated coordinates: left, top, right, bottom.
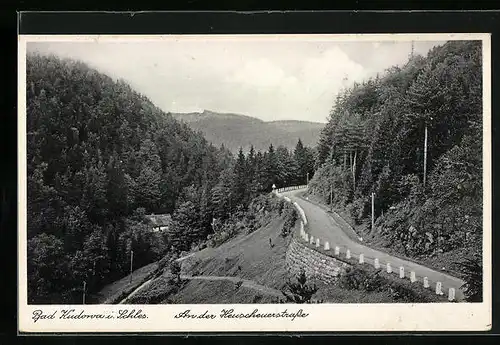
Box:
95, 261, 158, 304
171, 280, 277, 304
169, 217, 290, 303
180, 219, 290, 290
126, 216, 290, 304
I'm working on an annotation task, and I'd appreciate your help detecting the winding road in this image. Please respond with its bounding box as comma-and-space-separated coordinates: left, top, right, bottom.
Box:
281, 187, 466, 301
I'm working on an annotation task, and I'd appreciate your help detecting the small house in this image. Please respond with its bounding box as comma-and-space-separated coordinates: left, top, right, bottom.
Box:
145, 214, 172, 232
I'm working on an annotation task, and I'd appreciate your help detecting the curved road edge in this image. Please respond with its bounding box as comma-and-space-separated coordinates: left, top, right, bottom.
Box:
280, 187, 466, 301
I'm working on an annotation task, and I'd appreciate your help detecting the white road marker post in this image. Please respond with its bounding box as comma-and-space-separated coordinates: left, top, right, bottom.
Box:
324, 241, 330, 250
359, 253, 364, 264
410, 271, 417, 283
346, 249, 351, 259
448, 288, 456, 302
374, 258, 380, 269
386, 263, 392, 274
316, 238, 320, 247
423, 277, 430, 288
399, 266, 405, 279
334, 246, 340, 256
436, 282, 443, 295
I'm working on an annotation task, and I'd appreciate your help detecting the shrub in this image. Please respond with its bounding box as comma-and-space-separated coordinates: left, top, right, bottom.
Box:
334, 259, 443, 303
276, 198, 285, 215
455, 255, 482, 302
349, 197, 369, 225
338, 267, 384, 292
252, 295, 263, 303
281, 205, 298, 238
168, 260, 181, 285
281, 269, 318, 303
384, 279, 441, 303
207, 194, 296, 246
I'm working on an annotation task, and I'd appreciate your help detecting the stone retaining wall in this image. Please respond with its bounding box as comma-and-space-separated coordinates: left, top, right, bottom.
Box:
285, 236, 350, 284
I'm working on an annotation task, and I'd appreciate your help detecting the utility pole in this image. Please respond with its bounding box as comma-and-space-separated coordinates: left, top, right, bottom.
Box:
352, 150, 357, 189
82, 281, 86, 305
330, 185, 333, 211
349, 151, 352, 172
371, 192, 375, 232
129, 250, 134, 284
423, 124, 428, 186
306, 172, 309, 185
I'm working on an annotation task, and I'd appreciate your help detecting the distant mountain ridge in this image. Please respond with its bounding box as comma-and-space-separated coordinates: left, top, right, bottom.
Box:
171, 110, 324, 152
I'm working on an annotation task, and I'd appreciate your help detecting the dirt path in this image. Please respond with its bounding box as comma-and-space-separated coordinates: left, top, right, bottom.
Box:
118, 278, 155, 304
180, 275, 283, 298
119, 273, 283, 304
118, 249, 247, 304
281, 188, 466, 301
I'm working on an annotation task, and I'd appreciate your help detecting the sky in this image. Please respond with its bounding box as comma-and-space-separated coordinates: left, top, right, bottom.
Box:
27, 37, 445, 123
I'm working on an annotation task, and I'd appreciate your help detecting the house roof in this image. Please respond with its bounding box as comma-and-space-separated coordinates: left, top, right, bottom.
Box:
145, 214, 172, 227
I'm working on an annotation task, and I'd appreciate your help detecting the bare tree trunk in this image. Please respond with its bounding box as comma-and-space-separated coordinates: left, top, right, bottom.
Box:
349, 150, 352, 172
371, 192, 375, 233
423, 124, 428, 186
352, 150, 357, 189
330, 185, 333, 210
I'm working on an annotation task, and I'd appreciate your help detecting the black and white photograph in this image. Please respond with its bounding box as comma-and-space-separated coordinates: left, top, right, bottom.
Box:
18, 33, 491, 332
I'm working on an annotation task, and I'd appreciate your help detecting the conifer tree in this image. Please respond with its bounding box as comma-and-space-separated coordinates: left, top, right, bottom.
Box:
264, 144, 279, 191
231, 147, 248, 207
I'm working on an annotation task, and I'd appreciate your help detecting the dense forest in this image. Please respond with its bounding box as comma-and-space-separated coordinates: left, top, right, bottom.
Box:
310, 41, 482, 266
26, 53, 315, 303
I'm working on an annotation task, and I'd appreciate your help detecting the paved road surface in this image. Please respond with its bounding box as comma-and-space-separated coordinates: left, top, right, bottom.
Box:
281, 188, 466, 301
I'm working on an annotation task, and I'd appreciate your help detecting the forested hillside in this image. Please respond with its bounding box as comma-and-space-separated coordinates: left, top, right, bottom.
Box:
172, 110, 324, 153
26, 54, 228, 303
26, 53, 315, 303
169, 139, 315, 252
309, 41, 482, 266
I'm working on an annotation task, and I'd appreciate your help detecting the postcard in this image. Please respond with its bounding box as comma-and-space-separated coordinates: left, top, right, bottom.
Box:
18, 32, 491, 333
